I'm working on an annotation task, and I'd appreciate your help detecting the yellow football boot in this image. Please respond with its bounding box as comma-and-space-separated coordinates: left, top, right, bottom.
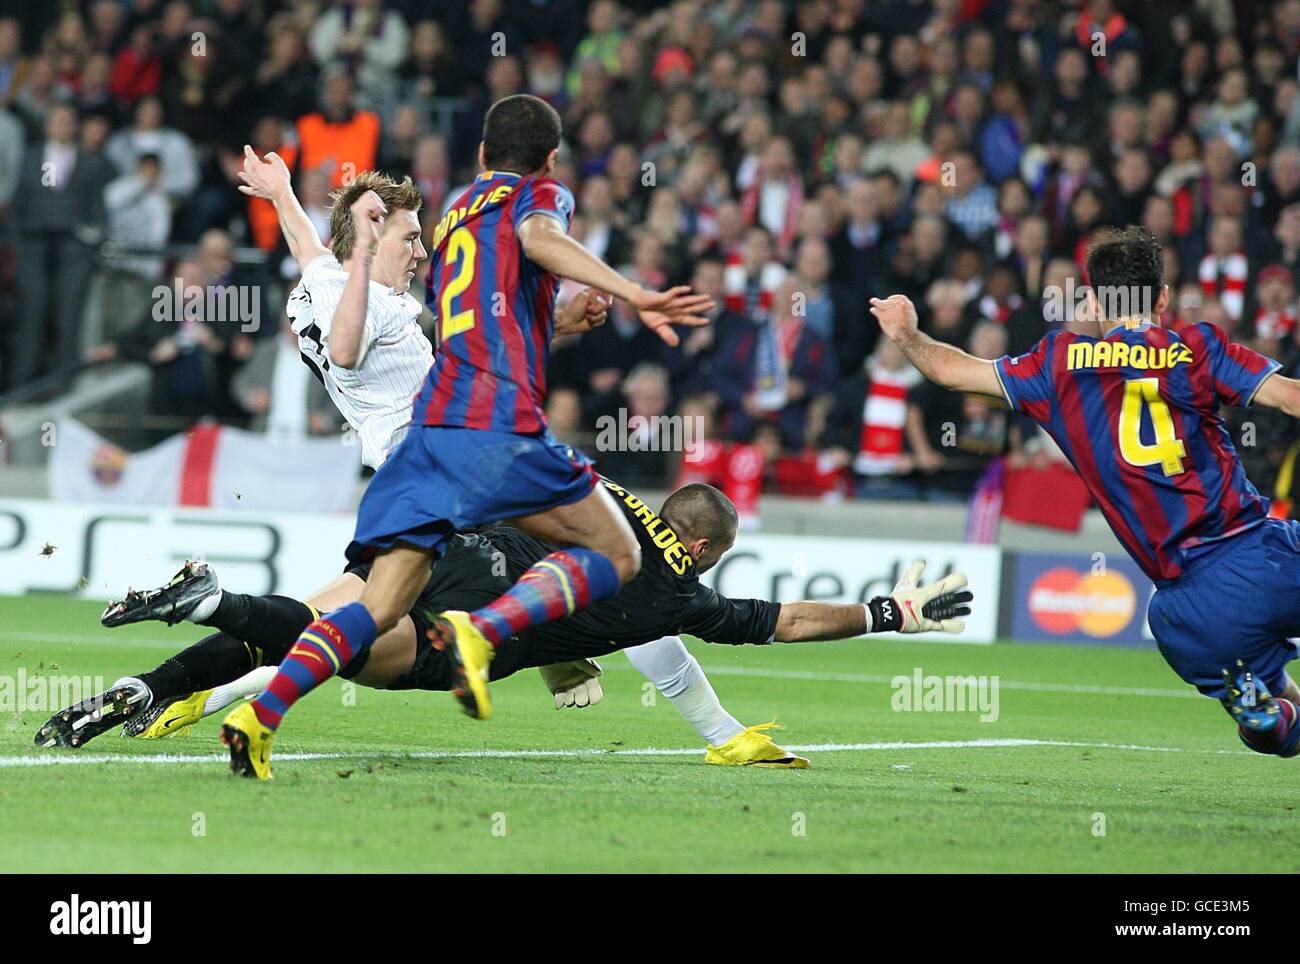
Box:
123, 689, 213, 739
430, 610, 494, 720
220, 700, 275, 779
704, 722, 810, 768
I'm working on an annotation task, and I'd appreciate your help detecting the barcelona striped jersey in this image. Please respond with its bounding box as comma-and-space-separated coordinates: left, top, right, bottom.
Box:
996, 321, 1281, 582
416, 170, 575, 433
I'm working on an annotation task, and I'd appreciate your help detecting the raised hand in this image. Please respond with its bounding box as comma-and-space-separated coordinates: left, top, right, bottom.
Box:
555, 288, 612, 337
235, 144, 293, 201
350, 189, 387, 254
628, 285, 715, 347
888, 560, 972, 634
869, 294, 920, 342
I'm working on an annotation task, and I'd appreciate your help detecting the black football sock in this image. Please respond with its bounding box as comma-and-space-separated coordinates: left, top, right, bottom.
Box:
136, 632, 262, 703
201, 592, 318, 650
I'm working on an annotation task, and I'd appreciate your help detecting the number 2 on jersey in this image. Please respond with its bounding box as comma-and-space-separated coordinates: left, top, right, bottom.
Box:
1118, 377, 1187, 476
439, 227, 477, 341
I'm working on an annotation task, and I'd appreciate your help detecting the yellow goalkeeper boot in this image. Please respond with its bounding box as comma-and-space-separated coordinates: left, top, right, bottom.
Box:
220, 701, 275, 779
123, 689, 213, 739
704, 722, 810, 768
430, 610, 494, 720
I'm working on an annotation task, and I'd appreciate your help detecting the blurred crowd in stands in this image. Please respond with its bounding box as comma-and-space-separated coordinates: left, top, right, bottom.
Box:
4, 0, 1300, 507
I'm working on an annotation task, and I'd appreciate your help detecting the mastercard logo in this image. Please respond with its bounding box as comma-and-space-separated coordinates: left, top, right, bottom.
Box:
1026, 567, 1137, 637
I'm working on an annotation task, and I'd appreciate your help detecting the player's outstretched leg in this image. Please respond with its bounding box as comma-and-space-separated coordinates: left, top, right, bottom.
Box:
126, 666, 278, 739
436, 486, 635, 720
34, 678, 151, 748
101, 560, 219, 627
1221, 660, 1300, 757
432, 547, 622, 720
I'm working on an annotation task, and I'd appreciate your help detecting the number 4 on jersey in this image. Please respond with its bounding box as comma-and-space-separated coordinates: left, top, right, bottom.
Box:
1119, 377, 1187, 477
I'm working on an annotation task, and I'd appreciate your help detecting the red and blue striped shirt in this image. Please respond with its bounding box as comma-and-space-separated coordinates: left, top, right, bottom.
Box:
417, 170, 575, 433
996, 321, 1281, 583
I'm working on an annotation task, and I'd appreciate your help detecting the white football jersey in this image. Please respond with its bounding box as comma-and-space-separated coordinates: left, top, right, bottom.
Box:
287, 255, 433, 468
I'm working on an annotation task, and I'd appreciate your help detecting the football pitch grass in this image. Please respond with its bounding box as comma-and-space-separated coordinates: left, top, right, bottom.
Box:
1, 593, 1296, 873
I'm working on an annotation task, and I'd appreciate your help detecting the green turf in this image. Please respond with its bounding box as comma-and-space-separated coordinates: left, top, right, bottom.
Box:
1, 592, 1295, 873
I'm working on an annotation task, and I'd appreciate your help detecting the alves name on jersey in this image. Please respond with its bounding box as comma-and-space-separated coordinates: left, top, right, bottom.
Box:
415, 170, 575, 434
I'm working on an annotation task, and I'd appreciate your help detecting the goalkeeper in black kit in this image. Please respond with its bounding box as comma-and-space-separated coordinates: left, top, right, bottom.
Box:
38, 481, 972, 774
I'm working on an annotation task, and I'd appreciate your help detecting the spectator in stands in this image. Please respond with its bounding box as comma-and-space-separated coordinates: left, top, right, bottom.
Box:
85, 258, 228, 420
245, 22, 318, 122
792, 236, 867, 377
570, 174, 629, 267
232, 310, 338, 437
829, 177, 886, 307
889, 213, 948, 306
591, 361, 674, 487
0, 18, 28, 106
1198, 214, 1249, 326
399, 19, 466, 110
104, 95, 198, 204
823, 336, 923, 500
309, 0, 410, 111
101, 152, 171, 344
906, 322, 1012, 501
862, 101, 928, 186
296, 69, 381, 188
742, 134, 803, 257
12, 55, 70, 135
660, 255, 729, 401
713, 275, 836, 452
9, 103, 113, 388
0, 103, 23, 218
109, 23, 162, 105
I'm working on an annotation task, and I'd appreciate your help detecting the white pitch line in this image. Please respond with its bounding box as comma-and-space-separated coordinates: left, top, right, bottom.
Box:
609, 664, 1199, 700
0, 737, 1253, 768
4, 631, 1197, 700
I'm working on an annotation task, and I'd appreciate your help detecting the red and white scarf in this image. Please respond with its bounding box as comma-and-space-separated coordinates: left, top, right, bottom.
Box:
1198, 250, 1248, 321
855, 364, 922, 477
1256, 306, 1297, 339
741, 171, 804, 257
723, 256, 786, 317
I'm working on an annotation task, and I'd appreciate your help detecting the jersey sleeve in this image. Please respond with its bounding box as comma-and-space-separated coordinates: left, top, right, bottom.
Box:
679, 585, 781, 645
512, 178, 575, 232
1195, 321, 1282, 407
993, 331, 1061, 423
297, 255, 379, 365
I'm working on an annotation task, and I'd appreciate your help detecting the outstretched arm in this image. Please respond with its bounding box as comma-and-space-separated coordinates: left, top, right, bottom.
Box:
869, 294, 1004, 398
1250, 373, 1300, 417
327, 190, 386, 369
517, 213, 714, 346
236, 145, 331, 268
773, 562, 972, 641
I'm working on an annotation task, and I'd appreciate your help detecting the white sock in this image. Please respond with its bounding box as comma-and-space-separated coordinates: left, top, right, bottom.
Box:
202, 666, 277, 717
189, 589, 223, 624
624, 636, 745, 746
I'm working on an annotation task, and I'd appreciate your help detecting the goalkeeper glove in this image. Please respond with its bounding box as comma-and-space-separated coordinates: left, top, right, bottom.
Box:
538, 658, 604, 709
867, 561, 973, 634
